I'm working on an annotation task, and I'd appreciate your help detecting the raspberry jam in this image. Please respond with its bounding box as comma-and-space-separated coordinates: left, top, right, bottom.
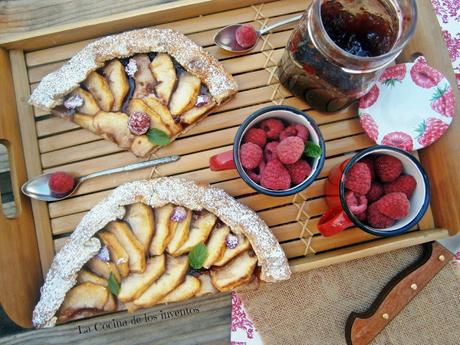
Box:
278, 0, 416, 112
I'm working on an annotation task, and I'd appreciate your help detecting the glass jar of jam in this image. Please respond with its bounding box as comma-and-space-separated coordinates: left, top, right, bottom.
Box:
278, 0, 417, 112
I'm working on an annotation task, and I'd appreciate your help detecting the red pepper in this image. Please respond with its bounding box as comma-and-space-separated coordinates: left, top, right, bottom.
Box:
209, 150, 236, 171
317, 207, 353, 237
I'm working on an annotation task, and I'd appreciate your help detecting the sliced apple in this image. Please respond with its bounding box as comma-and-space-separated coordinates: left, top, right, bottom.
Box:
195, 272, 218, 297
103, 293, 117, 312
73, 113, 96, 132
103, 60, 129, 111
77, 269, 108, 287
143, 95, 182, 135
213, 234, 250, 266
60, 282, 109, 314
166, 208, 192, 255
118, 255, 166, 303
107, 221, 146, 273
210, 251, 257, 292
180, 100, 216, 125
130, 135, 156, 158
149, 204, 174, 256
82, 71, 114, 111
97, 230, 130, 278
128, 99, 171, 136
149, 53, 177, 104
124, 203, 155, 255
160, 275, 201, 303
169, 72, 201, 116
86, 257, 121, 283
174, 211, 217, 256
132, 54, 157, 99
93, 112, 134, 148
133, 255, 189, 308
71, 87, 100, 115
202, 225, 230, 269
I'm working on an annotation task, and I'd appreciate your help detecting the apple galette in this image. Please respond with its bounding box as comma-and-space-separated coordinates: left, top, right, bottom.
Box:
33, 178, 290, 328
29, 28, 238, 157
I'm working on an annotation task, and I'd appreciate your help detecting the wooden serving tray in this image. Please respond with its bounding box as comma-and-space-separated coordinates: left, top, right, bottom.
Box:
0, 0, 458, 333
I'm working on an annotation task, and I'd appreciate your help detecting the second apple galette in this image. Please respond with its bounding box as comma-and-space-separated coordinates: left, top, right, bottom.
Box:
29, 28, 238, 157
33, 178, 290, 328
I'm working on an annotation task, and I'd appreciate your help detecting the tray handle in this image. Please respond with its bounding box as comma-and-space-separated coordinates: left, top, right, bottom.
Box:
0, 48, 42, 328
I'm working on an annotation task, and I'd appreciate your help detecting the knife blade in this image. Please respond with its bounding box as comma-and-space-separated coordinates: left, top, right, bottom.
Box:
345, 234, 459, 345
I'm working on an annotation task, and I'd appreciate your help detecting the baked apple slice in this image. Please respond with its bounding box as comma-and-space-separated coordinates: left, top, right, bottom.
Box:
149, 53, 177, 104
130, 136, 156, 158
77, 269, 108, 287
82, 71, 114, 111
104, 294, 117, 312
166, 207, 192, 255
103, 60, 129, 111
213, 234, 250, 266
169, 72, 201, 116
195, 272, 219, 297
107, 221, 145, 273
127, 99, 171, 136
86, 257, 121, 283
132, 54, 157, 99
160, 275, 201, 303
124, 203, 155, 255
180, 100, 216, 125
143, 95, 182, 135
149, 204, 174, 256
73, 113, 97, 132
70, 88, 100, 115
210, 251, 257, 292
133, 255, 189, 308
202, 225, 230, 269
173, 211, 217, 256
97, 231, 130, 278
118, 255, 166, 303
93, 112, 134, 149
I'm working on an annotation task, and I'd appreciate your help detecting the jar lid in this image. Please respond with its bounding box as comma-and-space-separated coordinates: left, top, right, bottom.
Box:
358, 56, 455, 151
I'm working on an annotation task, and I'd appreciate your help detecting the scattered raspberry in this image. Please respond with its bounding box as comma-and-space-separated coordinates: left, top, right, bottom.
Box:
383, 175, 417, 198
243, 128, 267, 147
260, 118, 285, 139
286, 160, 312, 185
367, 203, 395, 229
225, 234, 239, 249
246, 161, 265, 184
375, 192, 410, 220
366, 182, 384, 202
260, 159, 291, 190
375, 155, 403, 182
359, 156, 375, 180
276, 136, 304, 164
240, 143, 262, 169
264, 141, 279, 161
128, 111, 151, 135
344, 162, 371, 195
48, 172, 75, 195
235, 24, 257, 49
279, 124, 310, 142
345, 191, 368, 215
171, 206, 187, 222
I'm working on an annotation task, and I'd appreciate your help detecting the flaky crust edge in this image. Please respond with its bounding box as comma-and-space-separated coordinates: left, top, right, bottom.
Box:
28, 28, 238, 110
32, 178, 291, 328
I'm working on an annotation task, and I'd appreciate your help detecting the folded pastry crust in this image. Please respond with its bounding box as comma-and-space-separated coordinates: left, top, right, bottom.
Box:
33, 178, 290, 328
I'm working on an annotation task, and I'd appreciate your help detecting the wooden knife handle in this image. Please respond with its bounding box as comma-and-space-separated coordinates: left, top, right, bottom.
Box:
345, 242, 452, 345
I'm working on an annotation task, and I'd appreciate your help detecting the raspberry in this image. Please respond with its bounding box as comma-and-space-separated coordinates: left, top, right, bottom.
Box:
261, 159, 291, 190
279, 124, 310, 142
366, 182, 384, 202
344, 162, 371, 195
286, 160, 312, 185
367, 202, 395, 229
245, 161, 265, 184
243, 128, 267, 147
360, 156, 375, 180
375, 192, 410, 220
48, 172, 75, 195
240, 143, 262, 169
345, 191, 368, 215
264, 141, 279, 161
128, 111, 151, 135
383, 175, 417, 198
260, 118, 285, 139
276, 136, 304, 164
235, 24, 257, 49
375, 155, 403, 182
356, 210, 367, 222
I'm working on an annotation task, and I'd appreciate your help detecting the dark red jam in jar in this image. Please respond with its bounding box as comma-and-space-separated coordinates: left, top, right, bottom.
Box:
278, 0, 417, 112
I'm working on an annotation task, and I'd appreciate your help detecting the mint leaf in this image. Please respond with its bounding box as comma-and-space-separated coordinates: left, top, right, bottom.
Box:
147, 128, 170, 146
304, 141, 322, 158
108, 273, 120, 296
188, 243, 208, 269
